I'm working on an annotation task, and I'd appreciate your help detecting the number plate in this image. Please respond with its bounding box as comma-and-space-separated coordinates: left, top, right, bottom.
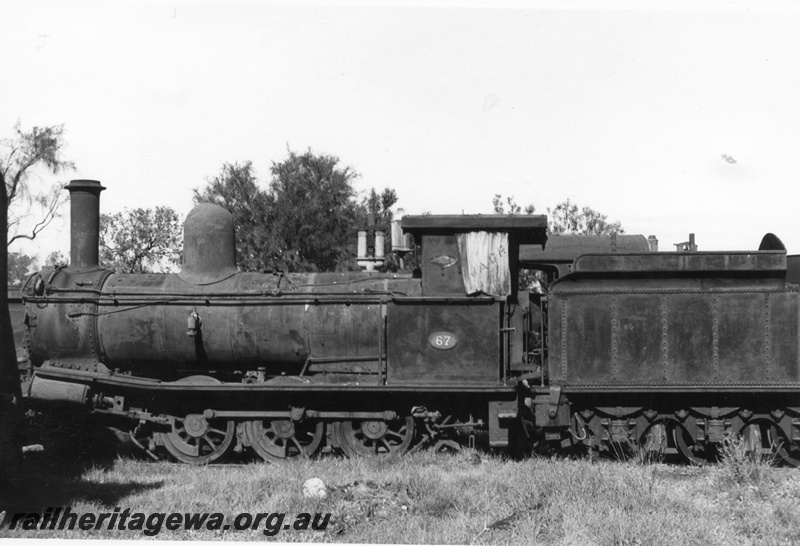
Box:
428, 331, 458, 350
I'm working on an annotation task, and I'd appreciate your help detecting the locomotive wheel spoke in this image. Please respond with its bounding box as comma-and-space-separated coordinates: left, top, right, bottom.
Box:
244, 419, 324, 462
336, 416, 415, 458
160, 417, 235, 465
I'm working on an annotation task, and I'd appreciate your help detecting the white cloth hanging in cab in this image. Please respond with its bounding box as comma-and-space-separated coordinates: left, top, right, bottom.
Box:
455, 231, 511, 297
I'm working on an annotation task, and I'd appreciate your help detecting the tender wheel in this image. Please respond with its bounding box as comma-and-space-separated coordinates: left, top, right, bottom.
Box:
335, 416, 415, 457
160, 414, 235, 464
244, 419, 324, 462
673, 423, 706, 466
639, 422, 667, 463
741, 423, 765, 459
735, 421, 800, 466
761, 422, 800, 467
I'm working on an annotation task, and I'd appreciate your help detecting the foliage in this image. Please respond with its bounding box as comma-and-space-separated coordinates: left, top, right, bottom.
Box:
491, 195, 623, 236
44, 251, 68, 268
267, 149, 360, 272
547, 198, 623, 235
715, 430, 776, 488
359, 187, 399, 227
1, 123, 74, 246
492, 194, 535, 216
195, 150, 398, 273
99, 207, 182, 273
7, 252, 38, 285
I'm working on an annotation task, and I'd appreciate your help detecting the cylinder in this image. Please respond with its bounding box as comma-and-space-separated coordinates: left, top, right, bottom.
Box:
66, 179, 105, 271
28, 376, 89, 405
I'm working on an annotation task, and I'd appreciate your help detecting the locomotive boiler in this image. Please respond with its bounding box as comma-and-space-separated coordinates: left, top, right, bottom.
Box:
21, 179, 800, 466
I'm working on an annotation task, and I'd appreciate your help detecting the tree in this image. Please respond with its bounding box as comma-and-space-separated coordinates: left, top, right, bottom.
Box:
359, 187, 399, 227
491, 195, 623, 235
492, 194, 535, 216
547, 198, 623, 236
2, 123, 74, 246
44, 250, 68, 268
268, 149, 360, 272
195, 149, 398, 273
7, 251, 38, 285
0, 122, 73, 484
99, 207, 182, 273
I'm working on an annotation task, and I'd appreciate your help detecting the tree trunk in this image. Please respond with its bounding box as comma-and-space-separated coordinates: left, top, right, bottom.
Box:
0, 186, 24, 485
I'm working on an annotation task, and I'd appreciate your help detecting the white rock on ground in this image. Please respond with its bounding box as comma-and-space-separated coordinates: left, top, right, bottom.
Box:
303, 477, 328, 499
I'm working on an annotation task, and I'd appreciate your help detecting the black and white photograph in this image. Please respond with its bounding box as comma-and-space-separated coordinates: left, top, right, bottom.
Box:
2, 0, 800, 543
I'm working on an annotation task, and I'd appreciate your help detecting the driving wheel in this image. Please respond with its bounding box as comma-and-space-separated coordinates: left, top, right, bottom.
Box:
244, 418, 324, 462
160, 414, 235, 464
335, 416, 415, 457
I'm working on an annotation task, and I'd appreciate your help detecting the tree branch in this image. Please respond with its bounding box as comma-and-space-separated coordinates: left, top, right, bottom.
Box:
7, 192, 66, 246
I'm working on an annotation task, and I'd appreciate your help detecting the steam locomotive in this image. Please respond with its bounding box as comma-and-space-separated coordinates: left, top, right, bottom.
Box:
21, 179, 800, 466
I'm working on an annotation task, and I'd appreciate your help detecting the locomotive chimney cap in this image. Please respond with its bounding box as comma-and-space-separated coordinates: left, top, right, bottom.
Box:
66, 179, 106, 193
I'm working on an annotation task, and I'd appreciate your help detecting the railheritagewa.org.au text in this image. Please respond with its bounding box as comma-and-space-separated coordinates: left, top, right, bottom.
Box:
5, 507, 331, 536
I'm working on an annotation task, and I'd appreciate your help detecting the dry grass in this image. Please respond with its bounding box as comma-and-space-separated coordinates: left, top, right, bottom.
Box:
1, 413, 799, 544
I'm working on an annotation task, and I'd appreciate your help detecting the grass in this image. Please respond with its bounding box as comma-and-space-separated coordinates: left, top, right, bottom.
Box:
1, 412, 799, 544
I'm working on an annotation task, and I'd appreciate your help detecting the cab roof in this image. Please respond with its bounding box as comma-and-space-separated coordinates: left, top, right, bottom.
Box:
401, 214, 548, 245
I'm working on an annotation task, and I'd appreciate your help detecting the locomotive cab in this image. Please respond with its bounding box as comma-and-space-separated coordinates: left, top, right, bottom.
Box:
388, 215, 548, 385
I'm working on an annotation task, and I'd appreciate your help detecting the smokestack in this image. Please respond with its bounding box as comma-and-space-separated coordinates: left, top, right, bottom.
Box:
66, 179, 105, 271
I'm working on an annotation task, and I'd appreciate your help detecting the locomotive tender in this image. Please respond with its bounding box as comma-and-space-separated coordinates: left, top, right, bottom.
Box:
21, 179, 800, 465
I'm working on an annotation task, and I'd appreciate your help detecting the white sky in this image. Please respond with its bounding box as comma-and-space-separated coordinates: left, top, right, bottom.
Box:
4, 0, 800, 262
